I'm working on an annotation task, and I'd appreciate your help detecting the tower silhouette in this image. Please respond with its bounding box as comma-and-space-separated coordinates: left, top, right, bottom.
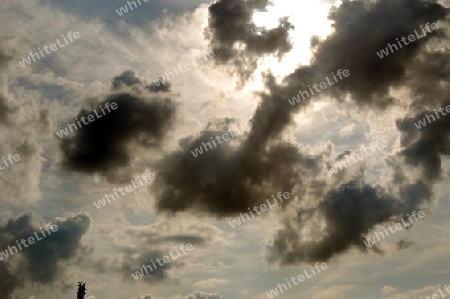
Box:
77, 282, 87, 299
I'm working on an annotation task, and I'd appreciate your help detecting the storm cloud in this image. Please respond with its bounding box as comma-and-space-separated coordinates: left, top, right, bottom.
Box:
60, 92, 176, 180
155, 119, 322, 216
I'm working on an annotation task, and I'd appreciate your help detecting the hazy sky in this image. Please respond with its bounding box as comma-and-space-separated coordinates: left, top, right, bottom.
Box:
0, 0, 450, 298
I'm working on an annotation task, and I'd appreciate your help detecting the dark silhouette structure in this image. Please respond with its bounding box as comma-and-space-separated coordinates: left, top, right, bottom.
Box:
77, 282, 87, 299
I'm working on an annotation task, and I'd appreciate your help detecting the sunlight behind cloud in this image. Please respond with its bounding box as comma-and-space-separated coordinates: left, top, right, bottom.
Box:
246, 0, 335, 91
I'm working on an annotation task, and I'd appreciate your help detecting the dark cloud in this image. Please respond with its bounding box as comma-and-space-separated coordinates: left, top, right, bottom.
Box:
157, 0, 448, 230
0, 262, 23, 299
396, 101, 450, 182
205, 0, 294, 83
256, 0, 449, 265
0, 94, 17, 125
111, 69, 142, 90
266, 180, 431, 264
60, 93, 176, 181
0, 213, 91, 299
311, 0, 448, 108
148, 78, 172, 93
155, 119, 320, 216
53, 0, 448, 268
60, 70, 177, 181
0, 47, 13, 70
396, 239, 415, 250
112, 70, 171, 93
0, 47, 16, 125
406, 49, 450, 111
4, 0, 449, 295
200, 0, 449, 265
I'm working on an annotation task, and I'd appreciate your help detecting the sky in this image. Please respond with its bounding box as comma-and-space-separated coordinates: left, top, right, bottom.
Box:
0, 0, 450, 298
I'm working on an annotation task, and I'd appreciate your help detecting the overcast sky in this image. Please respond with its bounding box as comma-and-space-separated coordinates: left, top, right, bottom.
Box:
0, 0, 450, 298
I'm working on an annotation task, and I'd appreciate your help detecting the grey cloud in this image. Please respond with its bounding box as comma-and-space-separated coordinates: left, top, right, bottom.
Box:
122, 249, 176, 284
396, 101, 450, 183
46, 0, 450, 268
112, 70, 171, 93
130, 291, 222, 299
0, 46, 17, 125
184, 292, 222, 299
396, 239, 415, 250
312, 0, 448, 108
205, 0, 294, 83
148, 78, 172, 93
261, 0, 449, 265
0, 47, 13, 70
60, 69, 177, 182
155, 120, 320, 216
87, 220, 220, 284
153, 0, 450, 265
266, 180, 432, 264
0, 213, 91, 299
60, 92, 177, 182
0, 94, 18, 125
111, 69, 142, 90
123, 221, 221, 246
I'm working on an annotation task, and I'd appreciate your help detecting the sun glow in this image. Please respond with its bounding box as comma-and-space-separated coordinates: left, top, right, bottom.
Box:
245, 0, 336, 91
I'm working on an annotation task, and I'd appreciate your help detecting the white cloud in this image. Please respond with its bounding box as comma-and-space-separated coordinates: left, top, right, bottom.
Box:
382, 285, 398, 294
385, 284, 440, 299
194, 278, 230, 290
